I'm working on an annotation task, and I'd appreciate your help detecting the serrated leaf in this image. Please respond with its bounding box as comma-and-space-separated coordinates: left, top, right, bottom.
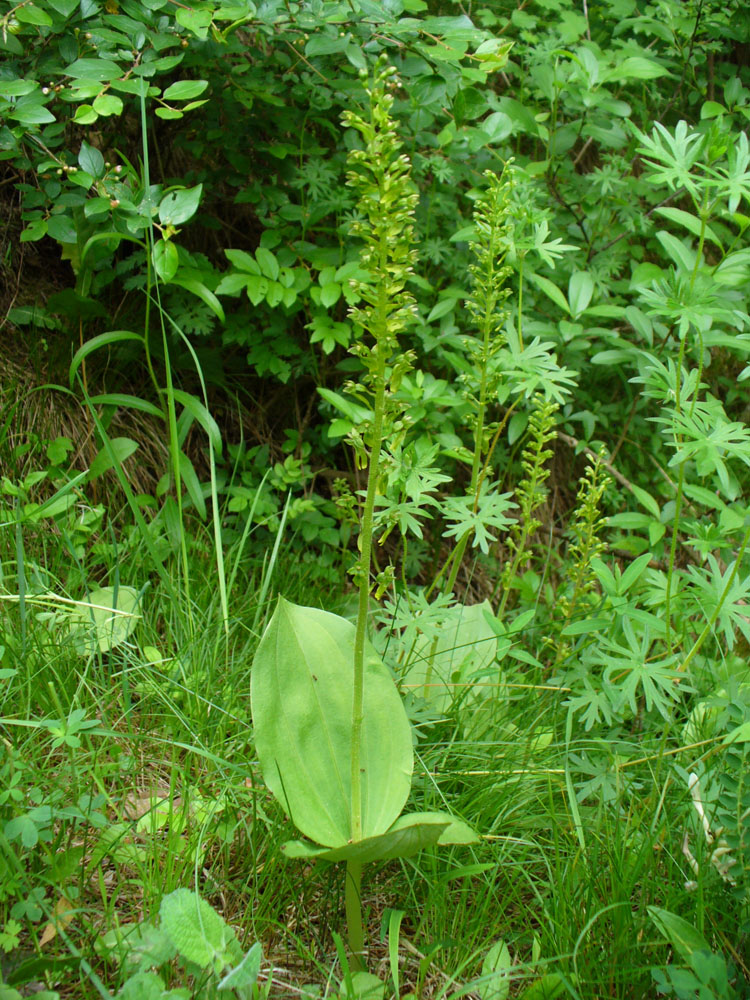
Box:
251, 599, 413, 848
160, 890, 237, 970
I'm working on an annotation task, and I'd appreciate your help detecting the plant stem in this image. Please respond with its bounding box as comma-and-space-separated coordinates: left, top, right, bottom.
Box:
345, 860, 365, 971
350, 262, 388, 845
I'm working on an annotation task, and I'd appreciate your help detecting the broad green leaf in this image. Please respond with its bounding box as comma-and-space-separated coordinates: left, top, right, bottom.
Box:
15, 4, 53, 25
89, 437, 139, 480
340, 972, 385, 1000
701, 100, 726, 119
619, 551, 653, 592
306, 33, 348, 57
561, 617, 610, 636
244, 274, 268, 305
215, 273, 250, 296
78, 140, 105, 179
568, 271, 593, 317
8, 101, 55, 125
225, 248, 260, 273
604, 56, 669, 82
479, 940, 511, 1000
163, 80, 208, 101
92, 93, 123, 117
284, 811, 477, 863
318, 388, 373, 425
153, 239, 179, 282
175, 7, 212, 37
47, 0, 78, 14
65, 58, 122, 81
655, 230, 695, 272
647, 906, 711, 963
160, 890, 240, 970
251, 599, 413, 848
158, 184, 203, 226
427, 297, 459, 323
255, 246, 279, 280
69, 585, 140, 655
0, 79, 37, 97
46, 215, 77, 242
73, 104, 98, 125
20, 218, 47, 241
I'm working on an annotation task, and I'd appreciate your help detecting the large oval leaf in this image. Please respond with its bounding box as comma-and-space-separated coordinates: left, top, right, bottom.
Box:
251, 598, 413, 848
282, 810, 477, 864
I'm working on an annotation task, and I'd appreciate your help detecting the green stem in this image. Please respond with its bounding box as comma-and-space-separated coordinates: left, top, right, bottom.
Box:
345, 860, 365, 971
351, 272, 388, 845
665, 203, 707, 652
517, 254, 524, 351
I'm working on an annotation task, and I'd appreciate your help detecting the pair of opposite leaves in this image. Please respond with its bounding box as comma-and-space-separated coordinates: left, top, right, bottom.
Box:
250, 597, 477, 863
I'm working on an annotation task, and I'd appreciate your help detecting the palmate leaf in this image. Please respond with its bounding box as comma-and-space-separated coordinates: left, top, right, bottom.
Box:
251, 599, 413, 848
402, 601, 497, 712
282, 811, 478, 864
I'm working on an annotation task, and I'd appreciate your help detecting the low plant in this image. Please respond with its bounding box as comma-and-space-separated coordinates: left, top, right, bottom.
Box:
96, 888, 264, 1000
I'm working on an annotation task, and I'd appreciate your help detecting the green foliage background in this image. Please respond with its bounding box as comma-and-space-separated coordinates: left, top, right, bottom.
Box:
2, 0, 750, 996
